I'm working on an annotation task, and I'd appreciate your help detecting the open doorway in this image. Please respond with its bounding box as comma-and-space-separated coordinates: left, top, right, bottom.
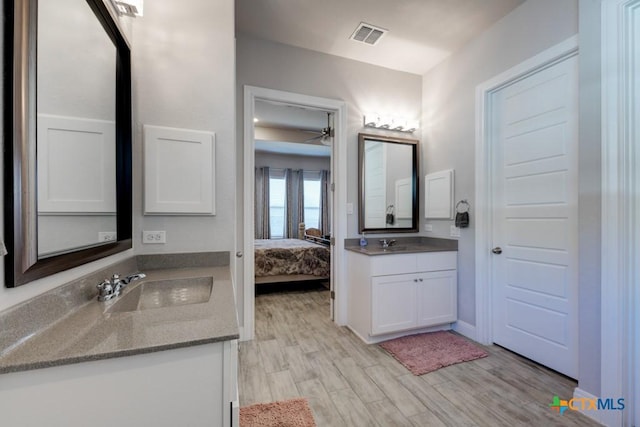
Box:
253, 102, 333, 294
242, 86, 347, 341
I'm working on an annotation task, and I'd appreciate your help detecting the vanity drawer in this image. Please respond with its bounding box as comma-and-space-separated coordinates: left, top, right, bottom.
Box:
416, 251, 457, 272
370, 254, 417, 276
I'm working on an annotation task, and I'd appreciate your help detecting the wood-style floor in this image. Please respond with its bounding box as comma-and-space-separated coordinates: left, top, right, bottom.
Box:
239, 287, 601, 426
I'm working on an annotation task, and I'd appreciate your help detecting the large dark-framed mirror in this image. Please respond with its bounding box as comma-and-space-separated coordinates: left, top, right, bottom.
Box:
358, 133, 418, 234
3, 0, 132, 287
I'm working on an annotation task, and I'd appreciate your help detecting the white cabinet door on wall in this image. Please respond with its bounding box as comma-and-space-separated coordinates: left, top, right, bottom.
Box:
424, 169, 454, 219
371, 274, 418, 335
37, 115, 116, 213
416, 270, 457, 327
144, 125, 216, 215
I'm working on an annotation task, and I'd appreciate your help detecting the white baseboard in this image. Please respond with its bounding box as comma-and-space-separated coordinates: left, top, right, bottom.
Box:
572, 388, 607, 425
346, 324, 451, 345
453, 320, 476, 340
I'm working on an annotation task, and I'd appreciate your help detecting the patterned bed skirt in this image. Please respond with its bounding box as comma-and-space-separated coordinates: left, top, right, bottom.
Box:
254, 239, 330, 278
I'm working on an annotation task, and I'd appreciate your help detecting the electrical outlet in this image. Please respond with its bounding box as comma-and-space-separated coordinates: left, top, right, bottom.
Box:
346, 203, 354, 215
450, 225, 461, 238
142, 230, 166, 244
98, 231, 117, 242
424, 224, 433, 232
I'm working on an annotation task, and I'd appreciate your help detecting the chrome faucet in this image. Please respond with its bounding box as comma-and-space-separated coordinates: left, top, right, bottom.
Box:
97, 273, 146, 301
379, 239, 397, 249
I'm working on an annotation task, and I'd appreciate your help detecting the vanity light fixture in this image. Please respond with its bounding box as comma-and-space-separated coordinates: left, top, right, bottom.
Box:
111, 0, 143, 17
363, 114, 419, 133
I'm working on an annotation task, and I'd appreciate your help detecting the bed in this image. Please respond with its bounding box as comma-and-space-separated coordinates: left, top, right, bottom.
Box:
254, 237, 330, 284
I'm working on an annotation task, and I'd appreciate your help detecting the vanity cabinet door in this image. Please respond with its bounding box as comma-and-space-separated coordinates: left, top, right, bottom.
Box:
371, 273, 418, 335
416, 270, 457, 327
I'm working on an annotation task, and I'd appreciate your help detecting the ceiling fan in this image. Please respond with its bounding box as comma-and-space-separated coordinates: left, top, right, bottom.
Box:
303, 112, 333, 145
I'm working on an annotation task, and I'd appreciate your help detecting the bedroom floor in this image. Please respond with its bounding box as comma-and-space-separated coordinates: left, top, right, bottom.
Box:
238, 288, 600, 426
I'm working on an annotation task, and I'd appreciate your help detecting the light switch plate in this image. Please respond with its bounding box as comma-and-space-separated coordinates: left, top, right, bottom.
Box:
424, 224, 433, 232
346, 203, 354, 215
450, 225, 461, 238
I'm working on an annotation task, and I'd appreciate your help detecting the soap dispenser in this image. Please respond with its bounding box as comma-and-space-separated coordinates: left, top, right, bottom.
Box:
359, 232, 368, 247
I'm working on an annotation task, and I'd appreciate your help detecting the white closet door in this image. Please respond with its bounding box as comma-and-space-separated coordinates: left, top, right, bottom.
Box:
492, 55, 578, 378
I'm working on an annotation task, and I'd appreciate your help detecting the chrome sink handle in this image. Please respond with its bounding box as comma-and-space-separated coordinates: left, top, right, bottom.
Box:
379, 239, 397, 249
96, 273, 146, 301
96, 279, 115, 301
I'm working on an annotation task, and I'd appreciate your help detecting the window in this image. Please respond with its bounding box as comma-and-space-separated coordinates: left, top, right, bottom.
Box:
303, 171, 321, 230
269, 171, 286, 238
266, 169, 324, 238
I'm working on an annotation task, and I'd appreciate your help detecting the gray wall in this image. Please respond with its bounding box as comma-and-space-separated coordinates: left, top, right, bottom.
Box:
577, 0, 602, 396
235, 34, 423, 326
236, 34, 422, 236
421, 0, 578, 327
421, 0, 602, 395
131, 0, 235, 255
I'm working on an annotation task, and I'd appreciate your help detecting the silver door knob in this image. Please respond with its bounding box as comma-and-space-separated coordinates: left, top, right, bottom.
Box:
492, 247, 502, 254
236, 251, 243, 258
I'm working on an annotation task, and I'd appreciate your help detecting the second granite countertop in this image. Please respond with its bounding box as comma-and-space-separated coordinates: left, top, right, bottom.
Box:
345, 236, 458, 255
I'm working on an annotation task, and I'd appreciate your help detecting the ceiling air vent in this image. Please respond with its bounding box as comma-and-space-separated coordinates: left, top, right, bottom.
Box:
350, 22, 387, 46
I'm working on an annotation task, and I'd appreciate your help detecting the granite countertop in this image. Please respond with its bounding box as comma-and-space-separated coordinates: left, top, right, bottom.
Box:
345, 236, 458, 256
0, 253, 239, 374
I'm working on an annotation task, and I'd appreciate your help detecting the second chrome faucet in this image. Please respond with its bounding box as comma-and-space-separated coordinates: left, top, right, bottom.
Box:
378, 239, 397, 249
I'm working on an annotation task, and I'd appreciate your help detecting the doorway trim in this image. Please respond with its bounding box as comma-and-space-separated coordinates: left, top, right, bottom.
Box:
600, 1, 639, 426
242, 85, 348, 341
474, 35, 579, 345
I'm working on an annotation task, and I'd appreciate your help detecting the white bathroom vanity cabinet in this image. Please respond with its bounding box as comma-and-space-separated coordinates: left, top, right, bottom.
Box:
347, 250, 457, 344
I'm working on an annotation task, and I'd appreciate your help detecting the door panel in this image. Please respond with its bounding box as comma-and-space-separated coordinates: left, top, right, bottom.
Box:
416, 270, 457, 327
505, 299, 568, 345
492, 55, 578, 378
371, 274, 417, 335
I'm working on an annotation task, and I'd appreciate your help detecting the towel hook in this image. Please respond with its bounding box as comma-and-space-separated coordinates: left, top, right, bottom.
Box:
455, 199, 470, 213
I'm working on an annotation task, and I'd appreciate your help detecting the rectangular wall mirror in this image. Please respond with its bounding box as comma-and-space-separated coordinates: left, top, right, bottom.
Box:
4, 0, 133, 287
358, 133, 418, 234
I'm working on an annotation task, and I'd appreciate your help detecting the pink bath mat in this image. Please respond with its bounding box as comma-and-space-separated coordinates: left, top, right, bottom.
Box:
240, 398, 317, 427
379, 331, 488, 375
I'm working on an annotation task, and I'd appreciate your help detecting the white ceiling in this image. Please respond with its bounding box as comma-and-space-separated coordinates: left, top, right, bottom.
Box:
236, 0, 525, 75
254, 100, 329, 130
254, 100, 331, 157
